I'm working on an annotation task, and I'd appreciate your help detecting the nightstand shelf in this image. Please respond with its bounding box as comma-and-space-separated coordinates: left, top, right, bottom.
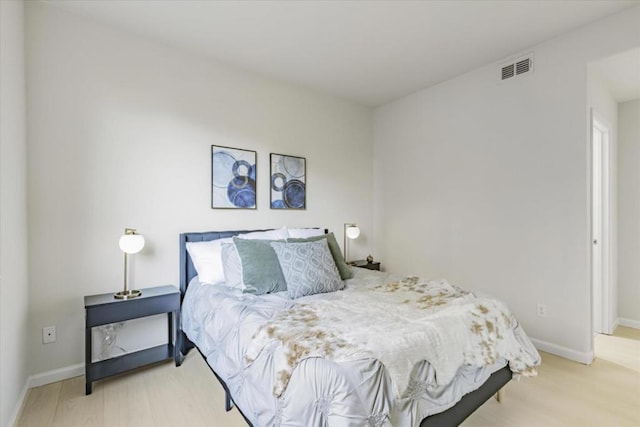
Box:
86, 344, 174, 385
352, 260, 381, 271
84, 285, 180, 395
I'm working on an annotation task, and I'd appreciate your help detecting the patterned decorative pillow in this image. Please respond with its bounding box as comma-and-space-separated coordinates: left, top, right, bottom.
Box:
271, 240, 344, 299
287, 232, 353, 280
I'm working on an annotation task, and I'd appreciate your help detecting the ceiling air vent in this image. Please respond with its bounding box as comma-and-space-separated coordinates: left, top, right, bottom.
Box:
500, 53, 534, 81
516, 58, 531, 75
501, 64, 515, 80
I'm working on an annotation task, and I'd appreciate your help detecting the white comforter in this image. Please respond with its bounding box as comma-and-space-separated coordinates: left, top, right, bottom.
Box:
182, 268, 540, 427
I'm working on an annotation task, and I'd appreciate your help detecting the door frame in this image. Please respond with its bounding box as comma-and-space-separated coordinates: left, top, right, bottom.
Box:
591, 109, 615, 336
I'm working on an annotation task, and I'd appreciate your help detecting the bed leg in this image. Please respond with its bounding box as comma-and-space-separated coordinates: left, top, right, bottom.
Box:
225, 391, 235, 411
495, 388, 505, 403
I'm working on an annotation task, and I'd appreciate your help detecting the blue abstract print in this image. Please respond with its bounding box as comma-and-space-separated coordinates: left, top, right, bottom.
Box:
270, 154, 306, 209
212, 146, 256, 209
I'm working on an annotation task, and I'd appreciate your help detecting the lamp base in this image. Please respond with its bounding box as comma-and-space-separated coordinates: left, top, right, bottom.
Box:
114, 289, 142, 300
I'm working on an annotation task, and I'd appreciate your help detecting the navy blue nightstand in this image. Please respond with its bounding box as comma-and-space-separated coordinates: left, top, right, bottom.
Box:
84, 285, 180, 395
352, 260, 381, 271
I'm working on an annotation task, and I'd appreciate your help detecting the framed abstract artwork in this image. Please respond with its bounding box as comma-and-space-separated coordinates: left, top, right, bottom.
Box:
270, 153, 306, 209
211, 145, 257, 209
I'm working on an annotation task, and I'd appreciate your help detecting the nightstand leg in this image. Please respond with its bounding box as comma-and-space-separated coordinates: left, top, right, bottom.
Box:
85, 322, 92, 395
174, 310, 183, 366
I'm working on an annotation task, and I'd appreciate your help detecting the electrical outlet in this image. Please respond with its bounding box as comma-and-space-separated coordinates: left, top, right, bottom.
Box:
536, 304, 548, 318
43, 326, 56, 344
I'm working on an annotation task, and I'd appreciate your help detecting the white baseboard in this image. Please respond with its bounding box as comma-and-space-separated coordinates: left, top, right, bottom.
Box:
617, 317, 640, 330
611, 317, 619, 333
529, 338, 594, 365
27, 363, 84, 388
8, 363, 84, 426
7, 380, 29, 427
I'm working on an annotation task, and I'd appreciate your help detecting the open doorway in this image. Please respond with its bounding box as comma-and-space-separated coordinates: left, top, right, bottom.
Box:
594, 100, 640, 367
589, 47, 640, 363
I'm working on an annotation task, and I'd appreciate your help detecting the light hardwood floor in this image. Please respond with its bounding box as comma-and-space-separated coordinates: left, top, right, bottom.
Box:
16, 327, 640, 427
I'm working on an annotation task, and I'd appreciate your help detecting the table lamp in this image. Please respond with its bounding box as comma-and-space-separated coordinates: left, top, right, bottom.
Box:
115, 228, 144, 299
343, 223, 360, 264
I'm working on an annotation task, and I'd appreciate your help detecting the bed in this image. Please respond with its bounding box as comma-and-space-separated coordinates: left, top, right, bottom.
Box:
177, 228, 540, 426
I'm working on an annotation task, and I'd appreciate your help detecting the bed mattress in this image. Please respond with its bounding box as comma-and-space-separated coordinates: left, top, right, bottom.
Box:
181, 268, 539, 427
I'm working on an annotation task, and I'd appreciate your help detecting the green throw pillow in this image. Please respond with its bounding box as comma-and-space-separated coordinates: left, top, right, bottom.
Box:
287, 232, 353, 280
232, 237, 287, 295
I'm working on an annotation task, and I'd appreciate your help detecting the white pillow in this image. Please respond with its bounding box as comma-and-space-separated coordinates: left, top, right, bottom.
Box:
287, 227, 325, 239
185, 238, 232, 285
236, 226, 289, 241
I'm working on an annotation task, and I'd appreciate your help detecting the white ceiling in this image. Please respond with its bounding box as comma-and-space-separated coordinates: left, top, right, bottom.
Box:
592, 48, 640, 102
49, 0, 639, 106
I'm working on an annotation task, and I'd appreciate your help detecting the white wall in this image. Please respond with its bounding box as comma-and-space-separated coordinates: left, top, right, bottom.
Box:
617, 99, 640, 326
0, 0, 30, 425
373, 6, 640, 360
25, 2, 373, 375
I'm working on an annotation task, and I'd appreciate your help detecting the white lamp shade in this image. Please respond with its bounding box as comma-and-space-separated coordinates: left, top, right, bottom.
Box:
346, 226, 360, 240
119, 233, 145, 254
